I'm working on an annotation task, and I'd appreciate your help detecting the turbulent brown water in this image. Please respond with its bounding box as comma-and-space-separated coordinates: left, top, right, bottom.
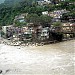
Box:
0, 40, 75, 75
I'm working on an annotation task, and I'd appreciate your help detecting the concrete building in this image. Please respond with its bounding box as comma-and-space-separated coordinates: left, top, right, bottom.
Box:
49, 9, 69, 22
37, 0, 51, 5
42, 11, 48, 15
2, 25, 13, 34
14, 13, 28, 24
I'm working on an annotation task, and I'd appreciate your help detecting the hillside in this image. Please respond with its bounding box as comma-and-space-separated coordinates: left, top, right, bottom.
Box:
0, 0, 75, 26
4, 0, 36, 7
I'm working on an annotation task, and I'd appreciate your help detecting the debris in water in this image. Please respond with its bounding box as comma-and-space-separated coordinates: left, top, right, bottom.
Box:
0, 70, 2, 74
6, 69, 10, 73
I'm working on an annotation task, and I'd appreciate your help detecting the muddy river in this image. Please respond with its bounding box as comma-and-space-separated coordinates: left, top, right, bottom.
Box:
0, 40, 75, 75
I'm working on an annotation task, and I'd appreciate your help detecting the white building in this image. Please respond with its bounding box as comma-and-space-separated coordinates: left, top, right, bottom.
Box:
2, 25, 13, 34
41, 27, 49, 40
44, 0, 51, 3
37, 0, 51, 5
42, 11, 48, 15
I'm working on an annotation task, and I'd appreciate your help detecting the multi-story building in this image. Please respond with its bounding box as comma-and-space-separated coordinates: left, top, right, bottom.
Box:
49, 9, 69, 22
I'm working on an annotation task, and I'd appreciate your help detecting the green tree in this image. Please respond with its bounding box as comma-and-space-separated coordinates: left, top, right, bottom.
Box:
40, 15, 52, 27
35, 6, 45, 16
52, 21, 62, 27
26, 13, 40, 26
14, 20, 26, 27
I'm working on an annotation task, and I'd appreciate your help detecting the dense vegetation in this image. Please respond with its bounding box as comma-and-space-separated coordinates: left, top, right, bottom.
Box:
0, 0, 75, 26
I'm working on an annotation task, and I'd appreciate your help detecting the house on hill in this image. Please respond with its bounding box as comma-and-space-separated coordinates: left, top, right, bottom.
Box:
42, 11, 48, 15
49, 9, 69, 22
37, 0, 51, 5
14, 13, 28, 26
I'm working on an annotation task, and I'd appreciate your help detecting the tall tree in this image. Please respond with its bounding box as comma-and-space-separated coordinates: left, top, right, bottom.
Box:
40, 15, 52, 27
26, 13, 40, 26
